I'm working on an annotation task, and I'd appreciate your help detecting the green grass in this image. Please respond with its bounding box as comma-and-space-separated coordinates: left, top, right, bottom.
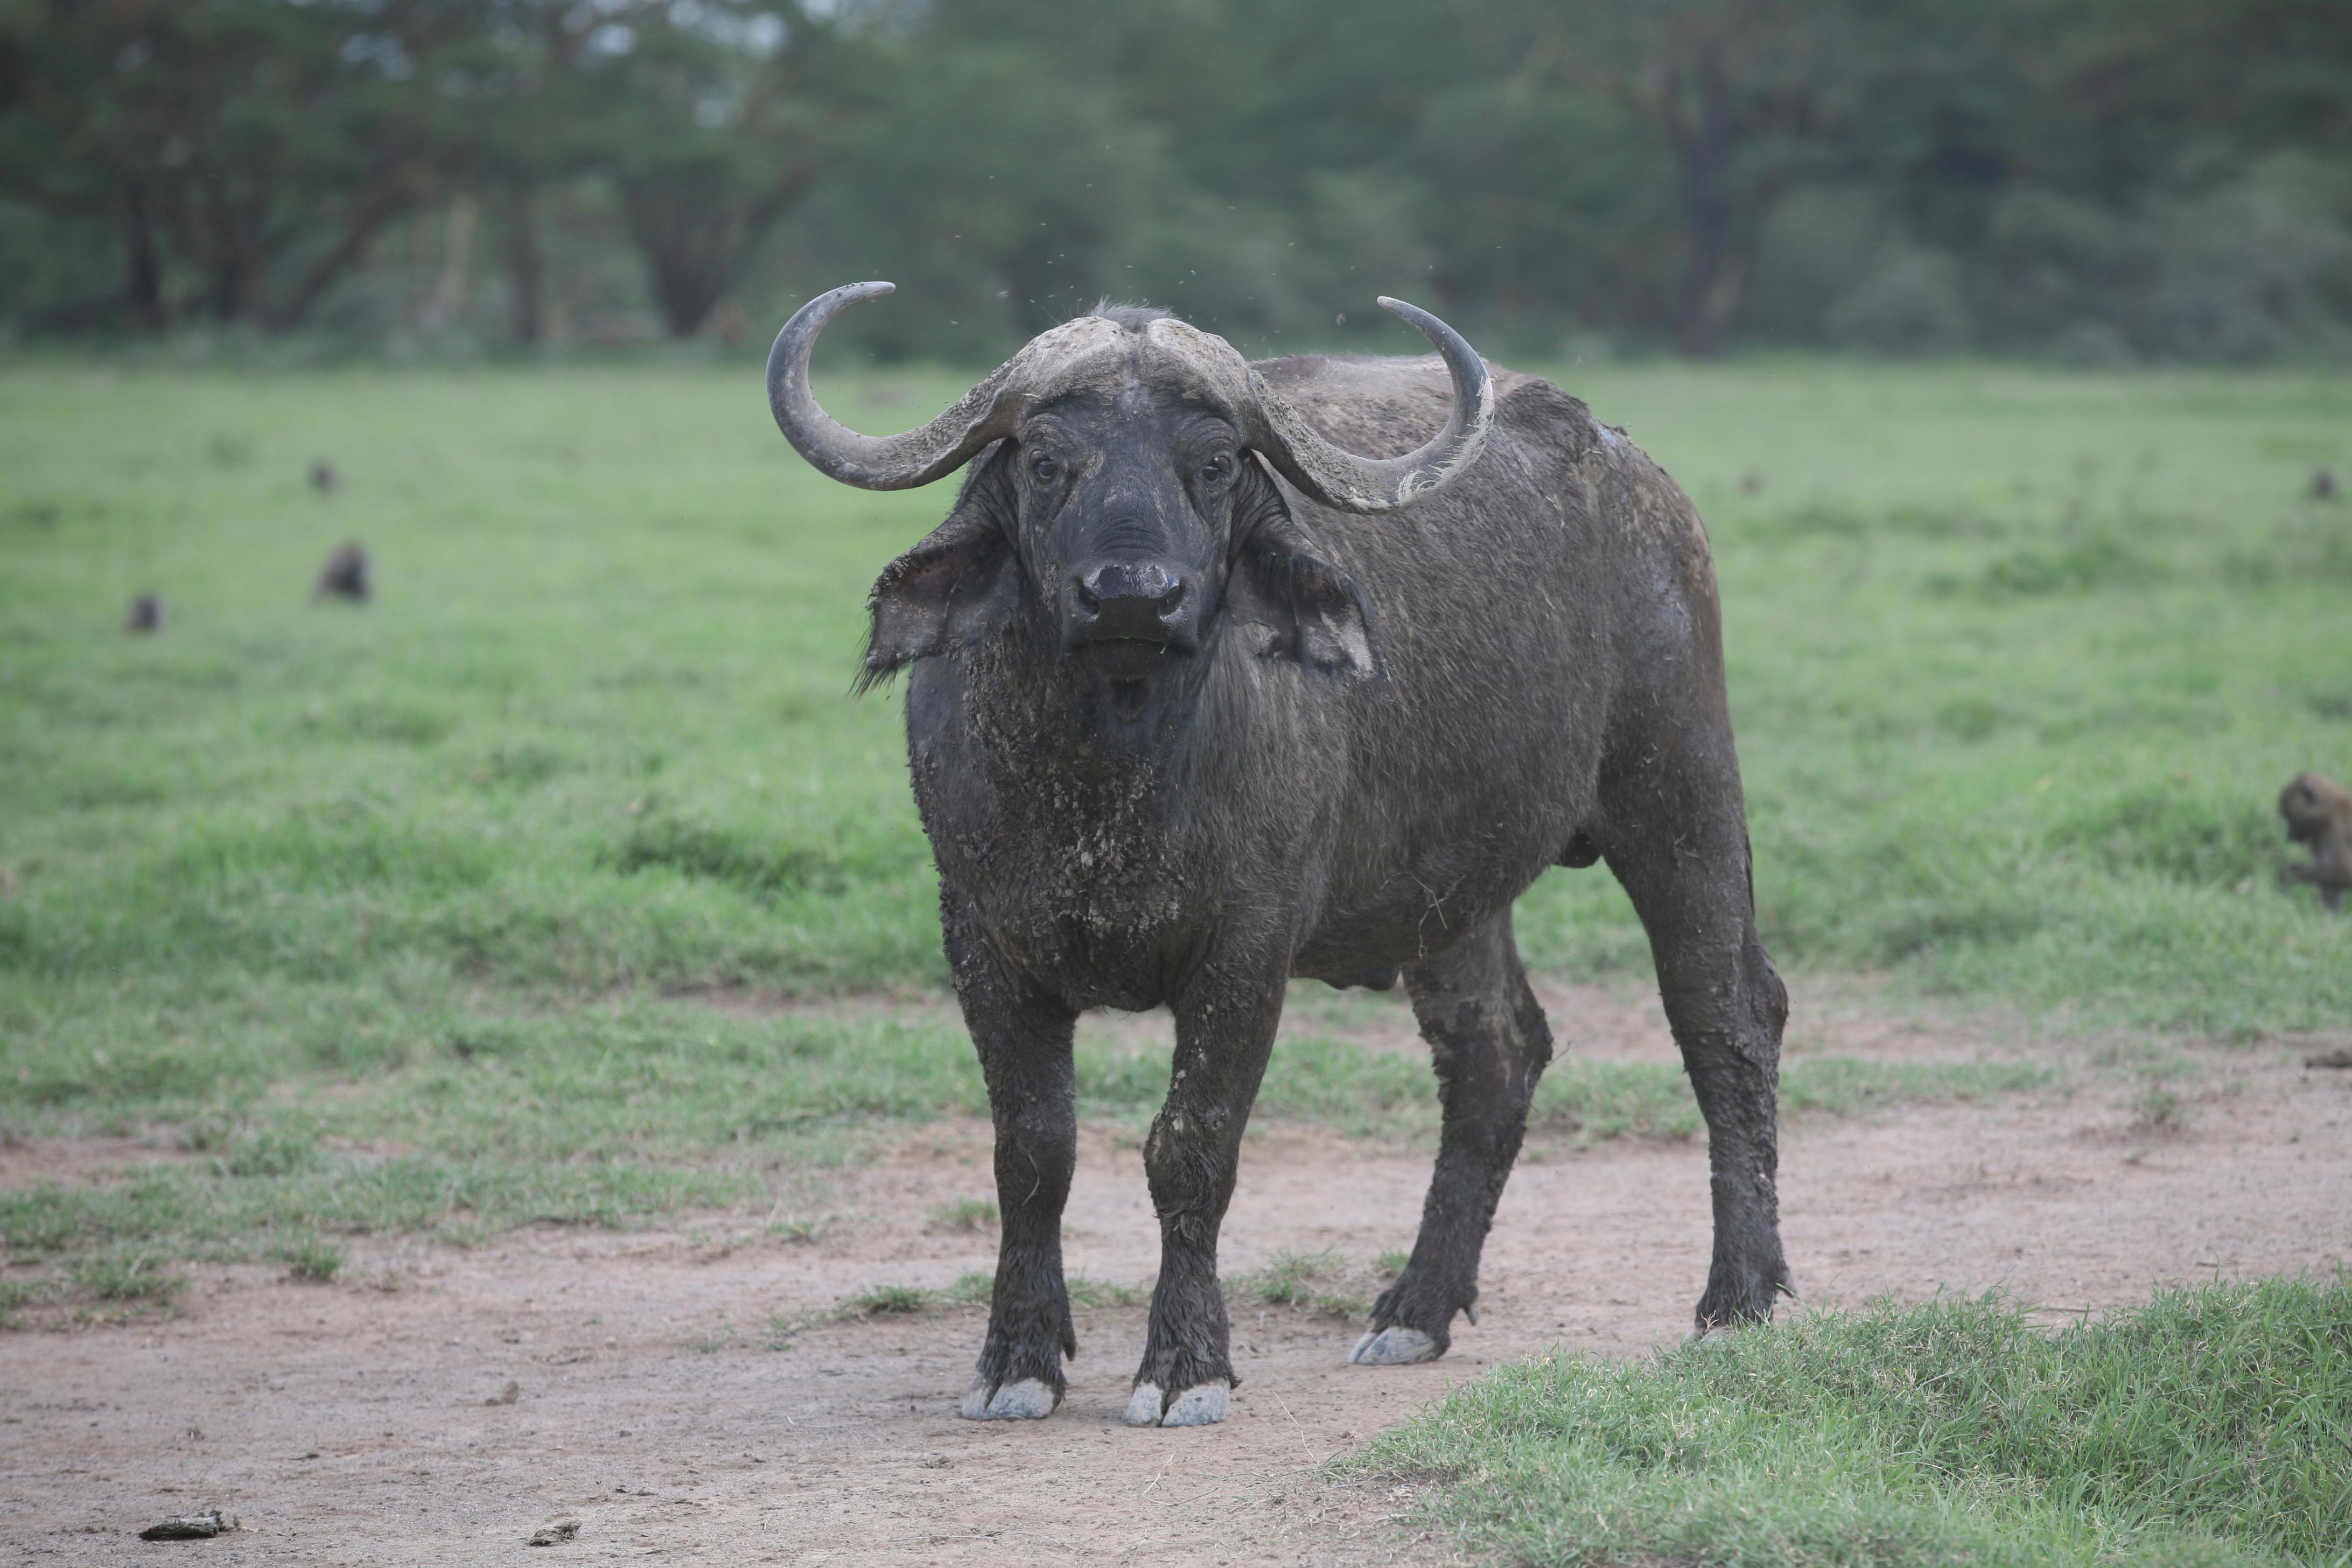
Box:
927, 1196, 999, 1231
1357, 1277, 2352, 1568
70, 1251, 184, 1304
1228, 1246, 1376, 1320
837, 1270, 1146, 1317
270, 1235, 345, 1282
2, 359, 2344, 1276
0, 1003, 2046, 1304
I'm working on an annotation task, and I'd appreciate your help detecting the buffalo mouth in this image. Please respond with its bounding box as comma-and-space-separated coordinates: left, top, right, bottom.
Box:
1076, 637, 1186, 725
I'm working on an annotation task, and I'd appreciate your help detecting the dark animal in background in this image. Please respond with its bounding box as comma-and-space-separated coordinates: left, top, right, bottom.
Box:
123, 593, 163, 633
310, 459, 341, 495
767, 283, 1789, 1427
312, 542, 370, 603
2280, 771, 2352, 911
2311, 467, 2338, 502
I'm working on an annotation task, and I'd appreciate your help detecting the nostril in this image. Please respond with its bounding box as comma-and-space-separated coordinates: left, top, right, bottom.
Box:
1069, 561, 1196, 647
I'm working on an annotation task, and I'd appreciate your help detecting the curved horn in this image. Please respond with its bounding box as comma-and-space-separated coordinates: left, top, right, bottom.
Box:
1246, 297, 1494, 514
767, 282, 1094, 490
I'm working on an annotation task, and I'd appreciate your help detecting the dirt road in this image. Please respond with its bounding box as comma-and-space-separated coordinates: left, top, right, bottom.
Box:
5, 983, 2346, 1565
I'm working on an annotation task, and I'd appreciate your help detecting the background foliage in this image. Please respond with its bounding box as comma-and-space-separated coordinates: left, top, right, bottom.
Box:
4, 0, 2351, 362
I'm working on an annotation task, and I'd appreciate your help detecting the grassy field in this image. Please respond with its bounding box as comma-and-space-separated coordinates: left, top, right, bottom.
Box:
1, 355, 2348, 1296
1357, 1277, 2352, 1568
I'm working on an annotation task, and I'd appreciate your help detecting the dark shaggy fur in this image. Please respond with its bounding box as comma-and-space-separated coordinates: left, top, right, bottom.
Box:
857, 326, 1789, 1423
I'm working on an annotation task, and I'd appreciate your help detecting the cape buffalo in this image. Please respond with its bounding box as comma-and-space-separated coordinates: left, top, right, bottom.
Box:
765, 283, 1790, 1427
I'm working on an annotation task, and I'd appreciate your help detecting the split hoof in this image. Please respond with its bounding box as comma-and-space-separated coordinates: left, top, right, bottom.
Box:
960, 1376, 1057, 1420
1123, 1380, 1230, 1427
1680, 1324, 1739, 1348
1347, 1327, 1440, 1366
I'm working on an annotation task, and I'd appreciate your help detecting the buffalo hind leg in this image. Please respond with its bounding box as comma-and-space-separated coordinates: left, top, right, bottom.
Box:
1353, 909, 1553, 1365
945, 897, 1081, 1420
1608, 823, 1791, 1333
1128, 968, 1287, 1427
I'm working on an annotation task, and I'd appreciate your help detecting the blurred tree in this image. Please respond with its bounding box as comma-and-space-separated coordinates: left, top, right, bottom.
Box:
2, 0, 2348, 358
1496, 0, 1858, 356
0, 0, 479, 330
785, 36, 1165, 359
576, 1, 850, 339
435, 1, 587, 346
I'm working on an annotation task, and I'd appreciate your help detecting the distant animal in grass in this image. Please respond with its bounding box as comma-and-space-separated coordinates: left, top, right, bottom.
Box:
309, 459, 340, 495
2311, 467, 2338, 502
2279, 771, 2352, 912
312, 542, 370, 604
123, 593, 164, 633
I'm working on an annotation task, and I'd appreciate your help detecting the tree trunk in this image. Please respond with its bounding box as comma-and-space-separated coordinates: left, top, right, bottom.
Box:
121, 181, 165, 332
269, 169, 431, 330
1673, 58, 1741, 358
416, 192, 478, 333
498, 184, 545, 346
622, 185, 746, 339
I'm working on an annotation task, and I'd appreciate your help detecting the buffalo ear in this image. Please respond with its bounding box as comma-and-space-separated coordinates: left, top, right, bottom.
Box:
860, 444, 1022, 689
1228, 458, 1384, 682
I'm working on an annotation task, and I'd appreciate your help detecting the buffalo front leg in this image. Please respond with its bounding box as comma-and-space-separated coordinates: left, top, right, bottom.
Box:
945, 900, 1081, 1420
1354, 909, 1553, 1366
1127, 970, 1286, 1428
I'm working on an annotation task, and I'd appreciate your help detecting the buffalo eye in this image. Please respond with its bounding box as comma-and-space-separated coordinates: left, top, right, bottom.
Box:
1030, 452, 1059, 483
1199, 455, 1230, 485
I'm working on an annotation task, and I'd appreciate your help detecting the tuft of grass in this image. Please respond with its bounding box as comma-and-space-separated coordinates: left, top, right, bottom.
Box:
835, 1270, 1144, 1318
0, 1275, 43, 1325
1066, 1273, 1146, 1308
842, 1282, 930, 1316
2126, 1079, 2199, 1135
1229, 1248, 1370, 1320
927, 1197, 998, 1233
1355, 1277, 2352, 1568
1240, 1247, 1344, 1307
71, 1252, 185, 1304
272, 1236, 344, 1282
941, 1270, 995, 1307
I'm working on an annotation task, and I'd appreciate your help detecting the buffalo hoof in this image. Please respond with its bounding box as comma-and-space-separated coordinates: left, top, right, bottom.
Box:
960, 1377, 1057, 1420
1123, 1380, 1229, 1427
1679, 1324, 1740, 1348
1347, 1327, 1440, 1366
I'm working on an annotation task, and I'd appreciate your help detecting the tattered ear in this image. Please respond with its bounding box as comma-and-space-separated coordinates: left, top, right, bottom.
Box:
1228, 460, 1384, 682
860, 445, 1021, 689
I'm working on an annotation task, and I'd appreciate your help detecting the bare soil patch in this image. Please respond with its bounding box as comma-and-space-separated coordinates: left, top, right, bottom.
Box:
4, 983, 2348, 1565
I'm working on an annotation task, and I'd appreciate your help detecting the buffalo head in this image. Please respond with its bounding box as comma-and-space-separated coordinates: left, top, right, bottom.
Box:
766, 284, 1494, 727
